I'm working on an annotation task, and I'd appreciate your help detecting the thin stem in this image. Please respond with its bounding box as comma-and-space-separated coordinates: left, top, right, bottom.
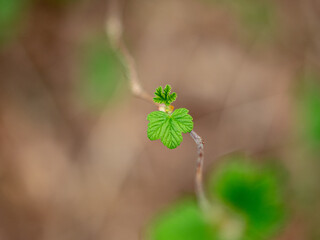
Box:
106, 0, 210, 212
117, 42, 159, 106
106, 0, 159, 107
189, 130, 210, 212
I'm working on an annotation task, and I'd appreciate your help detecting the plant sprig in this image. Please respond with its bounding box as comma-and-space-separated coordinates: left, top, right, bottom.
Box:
147, 85, 194, 149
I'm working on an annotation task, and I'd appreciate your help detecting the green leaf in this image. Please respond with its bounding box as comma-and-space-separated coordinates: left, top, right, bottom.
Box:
205, 0, 276, 41
209, 157, 286, 240
146, 199, 216, 240
296, 71, 320, 148
147, 108, 193, 149
153, 85, 177, 106
0, 0, 27, 45
77, 35, 124, 111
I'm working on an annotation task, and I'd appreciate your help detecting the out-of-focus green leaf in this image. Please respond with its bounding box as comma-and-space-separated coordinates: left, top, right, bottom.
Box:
297, 71, 320, 147
78, 36, 124, 110
207, 0, 276, 39
209, 157, 285, 240
0, 0, 26, 44
146, 199, 216, 240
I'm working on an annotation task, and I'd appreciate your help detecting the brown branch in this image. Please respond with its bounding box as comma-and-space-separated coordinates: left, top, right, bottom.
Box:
117, 42, 158, 105
106, 0, 210, 211
189, 130, 210, 212
106, 0, 159, 107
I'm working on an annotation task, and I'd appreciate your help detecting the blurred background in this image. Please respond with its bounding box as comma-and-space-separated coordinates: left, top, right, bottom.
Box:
0, 0, 320, 239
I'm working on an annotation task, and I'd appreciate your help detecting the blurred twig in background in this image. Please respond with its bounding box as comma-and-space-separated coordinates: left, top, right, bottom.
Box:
106, 0, 156, 105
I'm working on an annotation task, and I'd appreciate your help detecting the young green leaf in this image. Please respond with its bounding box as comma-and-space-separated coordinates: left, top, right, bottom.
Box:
153, 85, 177, 106
147, 108, 193, 149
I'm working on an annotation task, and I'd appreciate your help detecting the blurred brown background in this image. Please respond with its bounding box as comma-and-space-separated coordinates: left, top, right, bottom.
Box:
0, 0, 320, 239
